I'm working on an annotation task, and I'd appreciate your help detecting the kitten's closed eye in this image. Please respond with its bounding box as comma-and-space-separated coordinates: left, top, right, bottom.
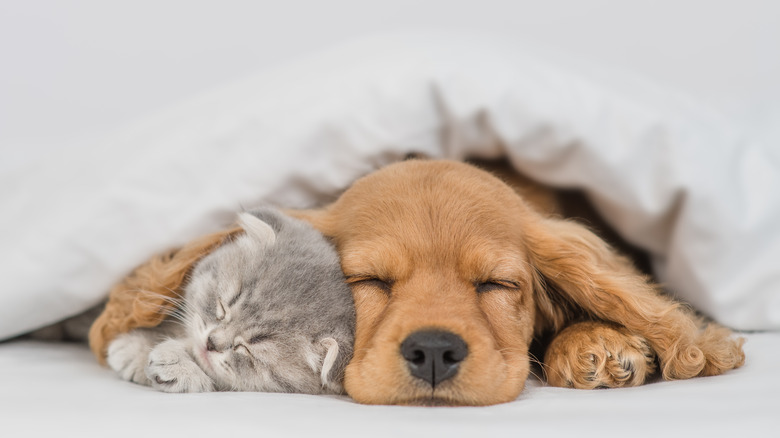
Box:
249, 334, 273, 344
234, 344, 251, 355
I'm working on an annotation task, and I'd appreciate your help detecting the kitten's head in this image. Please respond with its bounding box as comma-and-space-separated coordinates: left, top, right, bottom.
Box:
182, 206, 355, 394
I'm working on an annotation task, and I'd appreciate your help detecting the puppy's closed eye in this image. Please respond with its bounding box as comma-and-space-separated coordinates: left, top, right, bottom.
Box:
347, 277, 393, 294
475, 280, 521, 294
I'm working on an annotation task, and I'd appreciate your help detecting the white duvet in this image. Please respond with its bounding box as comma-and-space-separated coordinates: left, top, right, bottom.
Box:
1, 33, 779, 341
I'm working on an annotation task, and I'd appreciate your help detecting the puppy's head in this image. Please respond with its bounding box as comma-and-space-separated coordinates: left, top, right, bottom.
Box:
294, 160, 545, 405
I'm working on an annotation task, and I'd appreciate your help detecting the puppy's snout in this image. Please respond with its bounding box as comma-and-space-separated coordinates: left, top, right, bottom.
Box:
400, 330, 468, 387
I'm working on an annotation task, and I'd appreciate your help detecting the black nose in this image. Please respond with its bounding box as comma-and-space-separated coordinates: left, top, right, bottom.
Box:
400, 330, 468, 387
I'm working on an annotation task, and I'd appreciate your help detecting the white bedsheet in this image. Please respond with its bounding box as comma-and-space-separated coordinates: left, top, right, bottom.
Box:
1, 33, 779, 340
1, 332, 777, 437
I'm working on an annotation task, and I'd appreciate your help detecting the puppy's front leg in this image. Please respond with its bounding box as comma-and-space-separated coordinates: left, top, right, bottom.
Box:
543, 321, 656, 389
529, 218, 745, 383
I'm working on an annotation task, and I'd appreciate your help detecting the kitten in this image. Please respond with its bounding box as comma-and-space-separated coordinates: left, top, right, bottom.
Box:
105, 206, 355, 394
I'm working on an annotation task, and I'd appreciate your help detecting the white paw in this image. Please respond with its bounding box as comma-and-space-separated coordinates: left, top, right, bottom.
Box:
145, 340, 214, 393
107, 332, 153, 386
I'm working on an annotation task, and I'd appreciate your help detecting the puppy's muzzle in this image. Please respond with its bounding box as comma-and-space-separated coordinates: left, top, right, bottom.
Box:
400, 330, 468, 387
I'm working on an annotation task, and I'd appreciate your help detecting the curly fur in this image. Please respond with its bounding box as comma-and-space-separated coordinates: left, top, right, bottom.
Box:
527, 217, 744, 382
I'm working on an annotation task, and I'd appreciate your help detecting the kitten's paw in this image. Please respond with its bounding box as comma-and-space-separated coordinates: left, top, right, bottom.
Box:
146, 340, 214, 393
107, 332, 153, 386
544, 321, 657, 389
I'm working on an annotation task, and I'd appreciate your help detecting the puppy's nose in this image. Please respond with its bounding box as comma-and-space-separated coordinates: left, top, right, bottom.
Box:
400, 330, 468, 387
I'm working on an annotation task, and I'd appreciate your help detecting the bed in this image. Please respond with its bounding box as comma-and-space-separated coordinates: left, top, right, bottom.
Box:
2, 25, 779, 437
2, 333, 778, 436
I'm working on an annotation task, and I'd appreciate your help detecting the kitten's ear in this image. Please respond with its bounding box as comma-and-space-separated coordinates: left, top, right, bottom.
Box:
319, 337, 341, 388
238, 212, 277, 247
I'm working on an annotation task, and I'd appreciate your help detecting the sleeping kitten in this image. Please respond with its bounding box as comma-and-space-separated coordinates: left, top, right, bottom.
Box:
105, 206, 355, 394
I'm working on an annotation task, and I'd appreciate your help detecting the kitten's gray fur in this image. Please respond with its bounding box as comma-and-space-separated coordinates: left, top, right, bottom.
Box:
105, 206, 355, 394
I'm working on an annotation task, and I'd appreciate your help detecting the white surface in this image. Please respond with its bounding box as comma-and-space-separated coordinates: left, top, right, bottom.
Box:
1, 332, 778, 437
1, 33, 779, 340
2, 1, 780, 160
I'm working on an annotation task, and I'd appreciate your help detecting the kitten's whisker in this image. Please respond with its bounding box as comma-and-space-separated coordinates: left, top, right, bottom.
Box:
129, 289, 185, 306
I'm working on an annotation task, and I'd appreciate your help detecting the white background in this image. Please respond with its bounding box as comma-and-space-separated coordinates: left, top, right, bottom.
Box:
2, 0, 779, 167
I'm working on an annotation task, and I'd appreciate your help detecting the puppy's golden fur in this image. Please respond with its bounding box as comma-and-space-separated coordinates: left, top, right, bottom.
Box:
89, 159, 744, 405
291, 160, 744, 404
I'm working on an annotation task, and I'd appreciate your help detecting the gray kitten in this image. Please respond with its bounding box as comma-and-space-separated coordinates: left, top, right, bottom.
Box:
105, 206, 355, 394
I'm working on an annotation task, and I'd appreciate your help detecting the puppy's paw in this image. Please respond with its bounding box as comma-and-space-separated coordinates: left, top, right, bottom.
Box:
107, 331, 154, 386
145, 340, 214, 393
544, 321, 657, 389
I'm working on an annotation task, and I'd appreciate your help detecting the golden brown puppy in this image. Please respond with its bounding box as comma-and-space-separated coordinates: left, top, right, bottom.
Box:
290, 159, 744, 405
89, 159, 744, 405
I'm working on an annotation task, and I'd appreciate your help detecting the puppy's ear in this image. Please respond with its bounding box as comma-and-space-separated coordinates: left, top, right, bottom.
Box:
88, 227, 241, 364
526, 218, 650, 331
526, 217, 727, 380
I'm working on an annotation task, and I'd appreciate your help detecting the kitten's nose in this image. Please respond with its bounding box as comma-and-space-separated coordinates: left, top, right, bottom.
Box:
400, 330, 468, 387
206, 329, 230, 353
206, 336, 221, 352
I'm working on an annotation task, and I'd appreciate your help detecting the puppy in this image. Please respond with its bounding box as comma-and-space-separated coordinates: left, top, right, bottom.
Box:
90, 159, 744, 405
290, 159, 744, 405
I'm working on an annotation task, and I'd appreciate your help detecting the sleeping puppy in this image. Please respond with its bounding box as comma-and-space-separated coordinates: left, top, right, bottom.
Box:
290, 159, 745, 405
90, 159, 744, 406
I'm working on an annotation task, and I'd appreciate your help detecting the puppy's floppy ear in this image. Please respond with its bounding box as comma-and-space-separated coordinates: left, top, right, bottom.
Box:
88, 227, 241, 364
526, 217, 654, 332
525, 216, 742, 380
